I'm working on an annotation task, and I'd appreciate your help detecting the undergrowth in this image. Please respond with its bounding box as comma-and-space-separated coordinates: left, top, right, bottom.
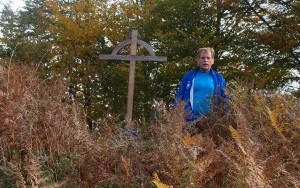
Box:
0, 64, 299, 187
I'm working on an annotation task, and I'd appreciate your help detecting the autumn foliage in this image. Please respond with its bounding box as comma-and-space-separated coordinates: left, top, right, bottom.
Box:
0, 63, 299, 187
1, 0, 299, 124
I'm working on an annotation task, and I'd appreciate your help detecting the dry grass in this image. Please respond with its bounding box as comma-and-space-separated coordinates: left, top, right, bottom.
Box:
0, 64, 299, 187
0, 64, 120, 187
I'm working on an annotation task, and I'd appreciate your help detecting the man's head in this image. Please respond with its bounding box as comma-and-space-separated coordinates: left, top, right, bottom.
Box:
196, 48, 215, 72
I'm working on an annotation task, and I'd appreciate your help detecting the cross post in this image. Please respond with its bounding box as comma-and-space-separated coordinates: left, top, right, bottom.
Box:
99, 29, 167, 123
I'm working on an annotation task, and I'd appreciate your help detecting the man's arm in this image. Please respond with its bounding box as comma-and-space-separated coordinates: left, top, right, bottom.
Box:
174, 75, 187, 107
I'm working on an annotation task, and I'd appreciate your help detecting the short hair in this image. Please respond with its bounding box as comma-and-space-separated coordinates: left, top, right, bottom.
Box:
196, 47, 215, 59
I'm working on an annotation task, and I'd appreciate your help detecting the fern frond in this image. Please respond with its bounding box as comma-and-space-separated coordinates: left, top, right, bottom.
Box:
121, 155, 132, 183
267, 107, 287, 141
182, 134, 202, 148
43, 181, 66, 188
8, 162, 26, 188
229, 124, 239, 141
267, 107, 277, 126
25, 155, 51, 187
152, 172, 172, 188
229, 125, 246, 155
252, 91, 260, 106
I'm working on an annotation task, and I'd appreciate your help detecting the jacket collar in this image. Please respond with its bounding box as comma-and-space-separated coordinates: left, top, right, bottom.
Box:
193, 67, 213, 74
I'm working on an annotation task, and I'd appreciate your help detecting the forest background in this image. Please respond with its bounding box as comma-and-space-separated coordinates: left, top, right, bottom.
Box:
1, 0, 299, 126
0, 0, 300, 187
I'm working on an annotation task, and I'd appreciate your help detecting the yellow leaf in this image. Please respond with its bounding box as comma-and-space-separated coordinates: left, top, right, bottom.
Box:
152, 173, 172, 188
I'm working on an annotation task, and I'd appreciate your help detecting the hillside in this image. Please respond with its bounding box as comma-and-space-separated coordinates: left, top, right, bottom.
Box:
0, 64, 299, 187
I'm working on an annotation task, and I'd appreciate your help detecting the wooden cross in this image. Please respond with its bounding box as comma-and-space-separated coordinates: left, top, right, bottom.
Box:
99, 29, 167, 123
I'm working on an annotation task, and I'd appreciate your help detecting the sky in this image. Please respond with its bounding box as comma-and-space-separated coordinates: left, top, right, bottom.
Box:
0, 0, 25, 11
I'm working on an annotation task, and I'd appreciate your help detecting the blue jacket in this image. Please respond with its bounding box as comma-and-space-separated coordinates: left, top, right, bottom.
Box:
175, 67, 228, 121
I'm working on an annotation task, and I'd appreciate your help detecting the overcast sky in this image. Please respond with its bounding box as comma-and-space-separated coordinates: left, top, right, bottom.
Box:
0, 0, 25, 10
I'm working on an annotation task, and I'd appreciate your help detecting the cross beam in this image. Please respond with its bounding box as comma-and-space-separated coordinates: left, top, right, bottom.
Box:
99, 29, 167, 123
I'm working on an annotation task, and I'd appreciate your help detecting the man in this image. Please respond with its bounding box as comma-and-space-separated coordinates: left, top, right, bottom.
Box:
175, 47, 228, 124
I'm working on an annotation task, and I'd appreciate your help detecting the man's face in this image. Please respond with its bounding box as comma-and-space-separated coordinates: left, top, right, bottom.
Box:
197, 51, 214, 72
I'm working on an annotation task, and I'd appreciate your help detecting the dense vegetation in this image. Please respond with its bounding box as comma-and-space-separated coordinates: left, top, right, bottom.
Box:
0, 63, 299, 187
0, 0, 299, 124
0, 1, 299, 187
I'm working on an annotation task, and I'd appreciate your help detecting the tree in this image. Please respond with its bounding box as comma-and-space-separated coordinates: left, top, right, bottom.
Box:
43, 0, 157, 125
231, 0, 300, 90
0, 0, 53, 66
139, 0, 250, 105
143, 0, 300, 93
1, 0, 299, 126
